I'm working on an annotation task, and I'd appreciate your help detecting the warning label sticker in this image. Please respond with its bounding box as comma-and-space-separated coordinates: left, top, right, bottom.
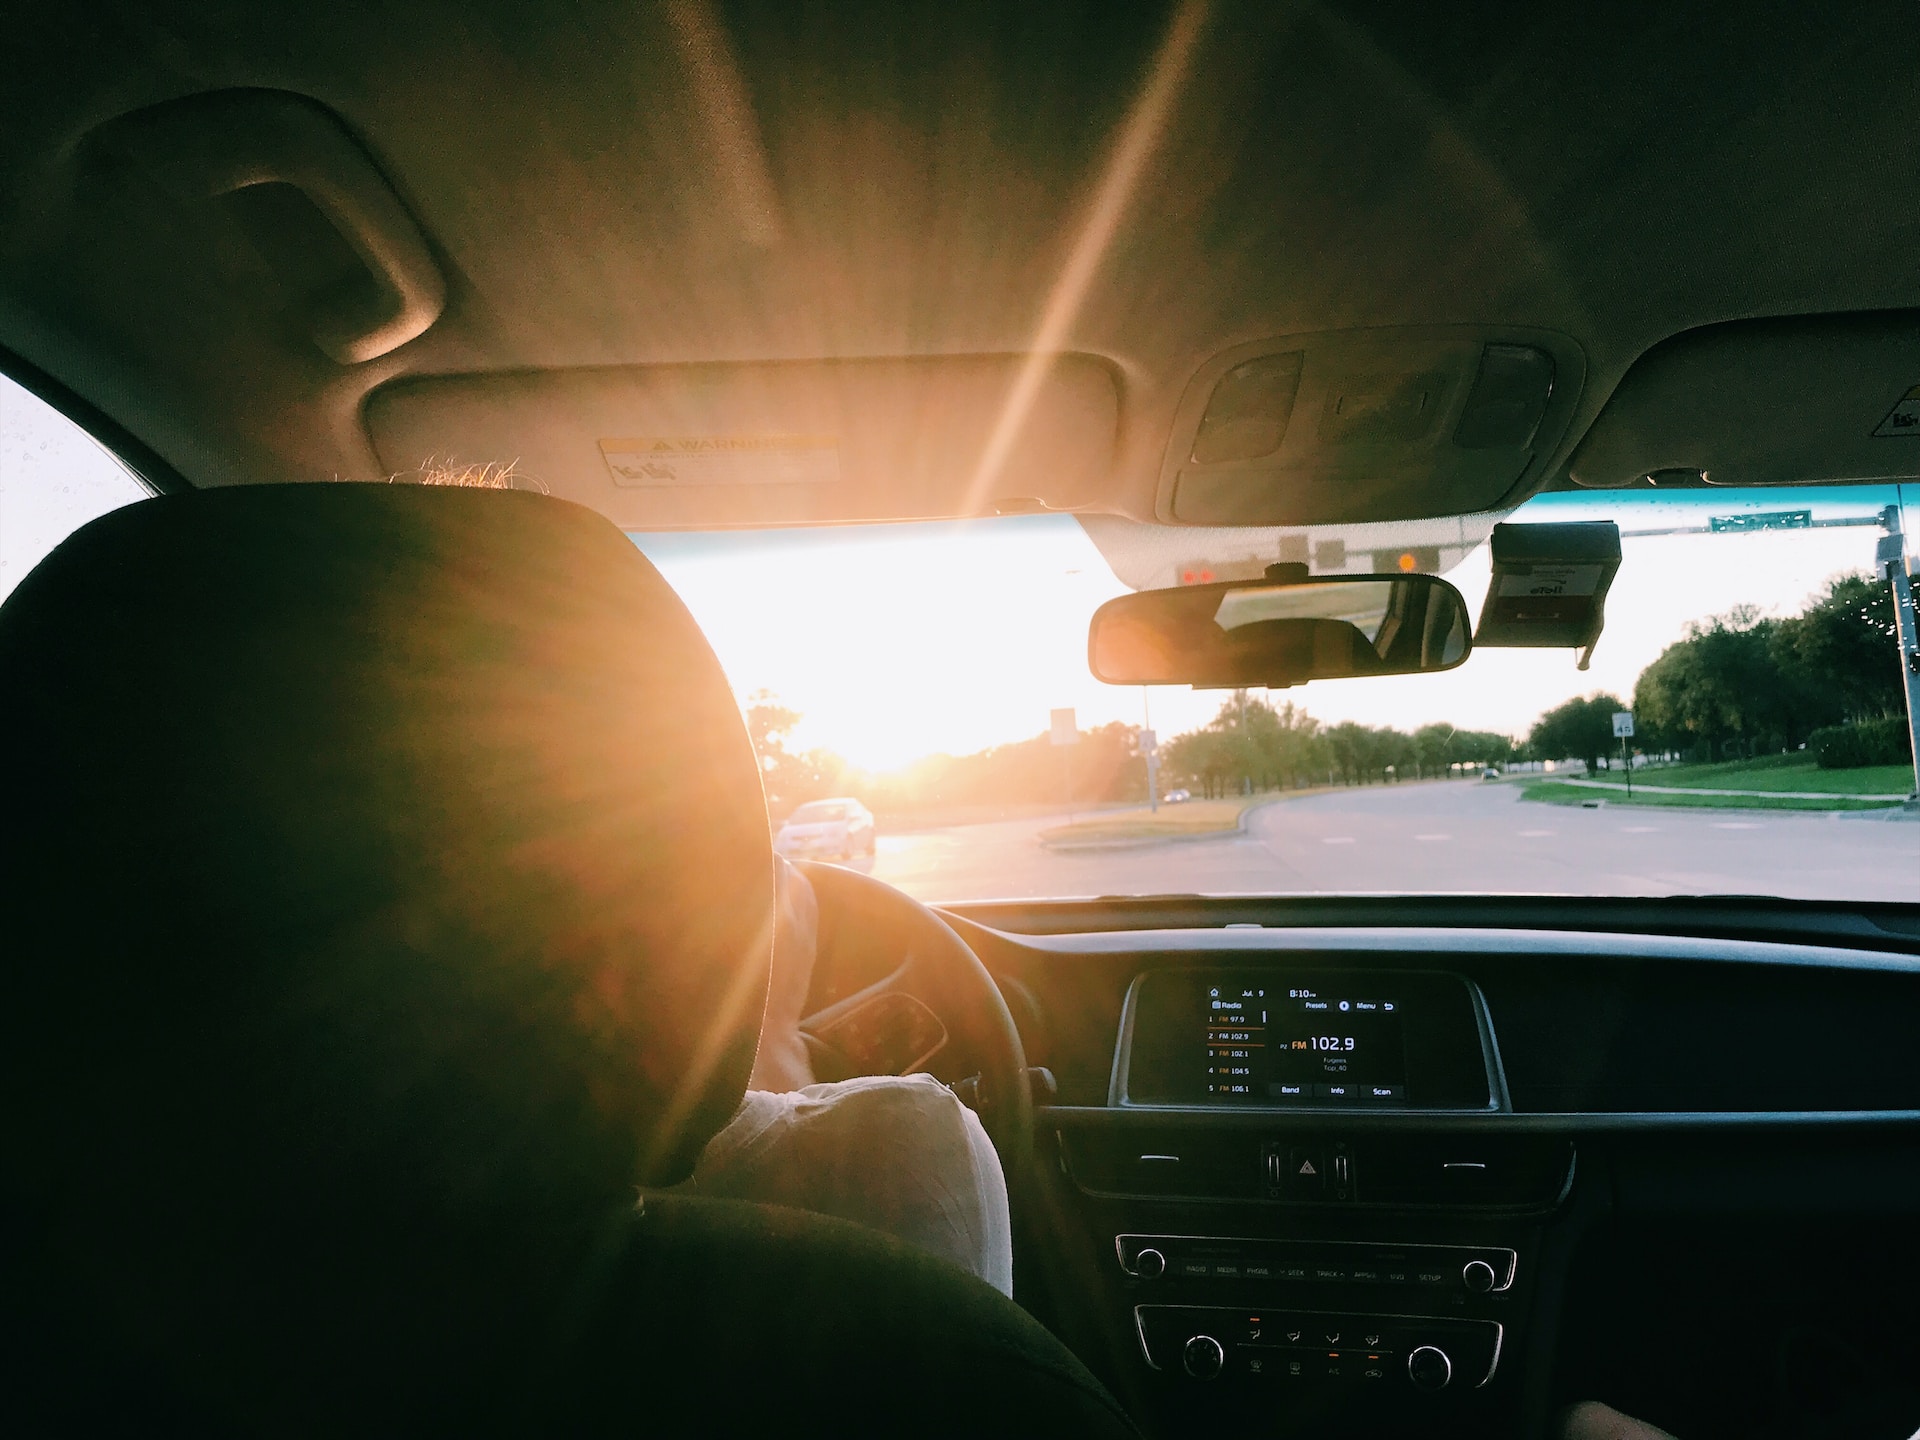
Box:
599, 435, 841, 487
1872, 384, 1920, 438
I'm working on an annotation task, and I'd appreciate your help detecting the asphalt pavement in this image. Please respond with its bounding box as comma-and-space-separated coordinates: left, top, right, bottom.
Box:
867, 780, 1920, 905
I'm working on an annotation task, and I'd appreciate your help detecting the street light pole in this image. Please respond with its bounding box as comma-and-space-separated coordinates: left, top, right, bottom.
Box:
1876, 511, 1920, 803
1143, 688, 1159, 814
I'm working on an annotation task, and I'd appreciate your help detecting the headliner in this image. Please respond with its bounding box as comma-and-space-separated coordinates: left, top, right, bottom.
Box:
1, 0, 1915, 527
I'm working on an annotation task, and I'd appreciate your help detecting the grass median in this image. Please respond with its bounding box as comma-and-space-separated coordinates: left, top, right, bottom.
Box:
1039, 795, 1268, 846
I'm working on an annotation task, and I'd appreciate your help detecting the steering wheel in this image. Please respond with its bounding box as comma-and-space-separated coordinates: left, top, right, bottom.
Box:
791, 860, 1033, 1175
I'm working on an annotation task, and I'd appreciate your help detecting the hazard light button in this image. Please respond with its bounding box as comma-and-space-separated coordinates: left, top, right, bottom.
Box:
1287, 1147, 1326, 1197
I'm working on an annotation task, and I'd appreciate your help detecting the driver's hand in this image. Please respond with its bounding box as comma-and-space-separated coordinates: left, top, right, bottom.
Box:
749, 858, 819, 1092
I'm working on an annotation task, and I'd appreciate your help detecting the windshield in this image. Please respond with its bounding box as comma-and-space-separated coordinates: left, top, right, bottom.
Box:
636, 483, 1920, 905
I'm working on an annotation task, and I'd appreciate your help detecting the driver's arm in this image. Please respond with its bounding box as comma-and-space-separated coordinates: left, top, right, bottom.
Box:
748, 858, 820, 1092
686, 859, 1014, 1296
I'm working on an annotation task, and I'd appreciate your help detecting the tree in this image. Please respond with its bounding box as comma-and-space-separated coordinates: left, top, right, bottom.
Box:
1529, 693, 1625, 774
1771, 573, 1904, 726
745, 690, 851, 810
745, 690, 800, 758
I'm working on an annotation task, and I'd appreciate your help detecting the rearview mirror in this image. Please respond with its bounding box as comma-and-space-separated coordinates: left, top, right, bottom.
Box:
1088, 571, 1473, 688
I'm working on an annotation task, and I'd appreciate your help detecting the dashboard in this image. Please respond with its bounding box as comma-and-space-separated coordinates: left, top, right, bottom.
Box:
918, 895, 1920, 1440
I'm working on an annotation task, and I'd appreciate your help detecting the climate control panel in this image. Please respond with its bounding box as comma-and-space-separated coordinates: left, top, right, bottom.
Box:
1136, 1304, 1502, 1391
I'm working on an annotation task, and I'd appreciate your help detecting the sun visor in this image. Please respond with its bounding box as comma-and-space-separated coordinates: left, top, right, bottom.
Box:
1565, 311, 1920, 490
1160, 327, 1585, 527
364, 355, 1119, 527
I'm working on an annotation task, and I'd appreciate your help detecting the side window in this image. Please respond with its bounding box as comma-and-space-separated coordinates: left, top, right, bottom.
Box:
1, 372, 152, 605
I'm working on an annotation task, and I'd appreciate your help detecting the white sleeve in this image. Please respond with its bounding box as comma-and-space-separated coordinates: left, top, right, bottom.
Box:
686, 1074, 1013, 1297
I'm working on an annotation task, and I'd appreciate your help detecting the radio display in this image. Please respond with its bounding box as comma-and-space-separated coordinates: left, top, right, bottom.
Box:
1208, 982, 1408, 1103
1115, 968, 1494, 1110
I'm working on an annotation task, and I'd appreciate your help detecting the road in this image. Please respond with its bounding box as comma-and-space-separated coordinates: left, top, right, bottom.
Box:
866, 780, 1920, 904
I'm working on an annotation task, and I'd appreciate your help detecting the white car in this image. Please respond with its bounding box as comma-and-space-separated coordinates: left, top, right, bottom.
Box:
1162, 788, 1192, 804
774, 798, 877, 860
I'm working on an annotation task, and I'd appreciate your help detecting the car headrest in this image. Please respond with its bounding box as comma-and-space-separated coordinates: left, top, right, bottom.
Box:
0, 483, 773, 1414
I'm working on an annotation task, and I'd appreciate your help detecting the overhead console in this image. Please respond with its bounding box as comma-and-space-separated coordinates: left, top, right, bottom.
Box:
1160, 326, 1586, 527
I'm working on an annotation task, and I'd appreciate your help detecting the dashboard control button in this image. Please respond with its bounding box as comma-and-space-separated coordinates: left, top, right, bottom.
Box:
1288, 1147, 1326, 1193
1407, 1346, 1453, 1392
1134, 1247, 1166, 1279
1462, 1259, 1497, 1293
1183, 1334, 1226, 1380
1414, 1268, 1449, 1286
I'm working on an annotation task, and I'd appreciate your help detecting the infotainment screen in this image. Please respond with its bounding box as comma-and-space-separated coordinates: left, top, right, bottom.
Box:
1208, 982, 1407, 1102
1116, 968, 1494, 1110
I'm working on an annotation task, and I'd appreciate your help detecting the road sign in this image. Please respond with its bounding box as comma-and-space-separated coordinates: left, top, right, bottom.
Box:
1709, 510, 1811, 533
1612, 711, 1635, 738
1138, 728, 1157, 754
1050, 708, 1079, 746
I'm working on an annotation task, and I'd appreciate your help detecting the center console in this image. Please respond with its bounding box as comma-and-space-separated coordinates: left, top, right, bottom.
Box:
1048, 965, 1567, 1434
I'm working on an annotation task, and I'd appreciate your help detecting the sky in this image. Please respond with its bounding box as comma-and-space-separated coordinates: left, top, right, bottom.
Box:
637, 486, 1912, 772
4, 369, 1910, 773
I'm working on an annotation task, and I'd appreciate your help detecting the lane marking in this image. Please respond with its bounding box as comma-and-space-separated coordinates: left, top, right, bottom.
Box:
1322, 836, 1356, 845
1619, 825, 1660, 833
1710, 821, 1761, 830
1518, 829, 1555, 837
1414, 833, 1451, 841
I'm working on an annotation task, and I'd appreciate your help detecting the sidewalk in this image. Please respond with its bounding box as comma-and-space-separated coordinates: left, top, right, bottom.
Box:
1556, 776, 1910, 802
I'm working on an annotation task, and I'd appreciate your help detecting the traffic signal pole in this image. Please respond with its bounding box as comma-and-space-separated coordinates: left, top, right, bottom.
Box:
1876, 513, 1920, 804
